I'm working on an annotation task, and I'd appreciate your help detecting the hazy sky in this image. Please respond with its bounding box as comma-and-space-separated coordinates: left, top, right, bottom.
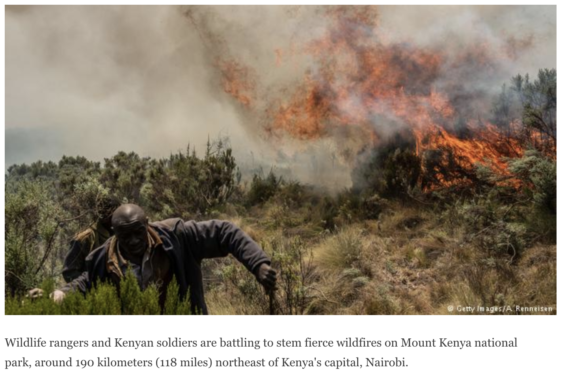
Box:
5, 5, 556, 186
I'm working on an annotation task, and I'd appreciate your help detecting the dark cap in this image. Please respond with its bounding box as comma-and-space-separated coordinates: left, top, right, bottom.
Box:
111, 204, 148, 230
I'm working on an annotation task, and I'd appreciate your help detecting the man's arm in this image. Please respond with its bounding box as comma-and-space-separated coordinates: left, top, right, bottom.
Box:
184, 220, 276, 290
31, 271, 91, 304
54, 246, 101, 302
28, 234, 93, 300
62, 232, 94, 283
59, 270, 90, 294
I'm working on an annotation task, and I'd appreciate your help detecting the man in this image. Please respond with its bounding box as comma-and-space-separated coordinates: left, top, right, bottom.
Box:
28, 194, 121, 298
54, 204, 277, 314
62, 194, 121, 282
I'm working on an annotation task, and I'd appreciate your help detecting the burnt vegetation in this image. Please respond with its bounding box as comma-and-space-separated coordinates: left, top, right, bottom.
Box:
5, 70, 556, 314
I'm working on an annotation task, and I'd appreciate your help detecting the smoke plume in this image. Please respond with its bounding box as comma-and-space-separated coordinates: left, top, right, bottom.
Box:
5, 5, 556, 189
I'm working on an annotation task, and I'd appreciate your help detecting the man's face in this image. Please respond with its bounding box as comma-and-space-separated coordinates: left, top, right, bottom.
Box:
114, 224, 148, 257
100, 214, 113, 229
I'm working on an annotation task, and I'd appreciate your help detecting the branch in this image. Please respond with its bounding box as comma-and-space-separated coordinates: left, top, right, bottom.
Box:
56, 210, 92, 225
305, 286, 340, 305
35, 210, 90, 276
34, 223, 62, 275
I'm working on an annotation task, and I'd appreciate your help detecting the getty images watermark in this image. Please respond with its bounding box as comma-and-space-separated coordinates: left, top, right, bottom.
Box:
447, 305, 555, 314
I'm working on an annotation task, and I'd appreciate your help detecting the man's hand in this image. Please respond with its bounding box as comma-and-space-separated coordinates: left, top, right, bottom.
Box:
50, 290, 66, 304
256, 263, 277, 292
27, 288, 44, 299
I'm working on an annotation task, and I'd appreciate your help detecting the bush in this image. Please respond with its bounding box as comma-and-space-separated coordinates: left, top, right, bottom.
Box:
317, 228, 363, 271
246, 169, 281, 206
268, 235, 314, 315
163, 277, 192, 315
354, 136, 421, 199
508, 150, 556, 215
5, 272, 192, 315
144, 140, 240, 218
5, 180, 65, 295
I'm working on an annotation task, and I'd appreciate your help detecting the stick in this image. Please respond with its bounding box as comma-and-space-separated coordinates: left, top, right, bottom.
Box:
269, 289, 275, 315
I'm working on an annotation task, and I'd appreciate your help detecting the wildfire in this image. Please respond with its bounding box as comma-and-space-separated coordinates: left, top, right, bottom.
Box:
415, 122, 524, 188
214, 6, 531, 189
217, 60, 256, 108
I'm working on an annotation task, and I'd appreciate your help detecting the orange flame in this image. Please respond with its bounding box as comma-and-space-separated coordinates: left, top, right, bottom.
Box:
217, 6, 531, 189
218, 60, 256, 108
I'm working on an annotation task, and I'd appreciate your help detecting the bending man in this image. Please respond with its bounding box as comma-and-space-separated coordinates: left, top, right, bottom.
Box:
28, 194, 120, 299
62, 194, 121, 282
57, 204, 276, 314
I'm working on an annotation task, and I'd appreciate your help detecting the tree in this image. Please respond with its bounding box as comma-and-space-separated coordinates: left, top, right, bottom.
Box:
143, 140, 240, 218
512, 69, 556, 154
5, 180, 64, 295
100, 152, 150, 203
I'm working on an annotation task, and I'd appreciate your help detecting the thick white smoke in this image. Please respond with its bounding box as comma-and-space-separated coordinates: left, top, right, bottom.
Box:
5, 5, 556, 189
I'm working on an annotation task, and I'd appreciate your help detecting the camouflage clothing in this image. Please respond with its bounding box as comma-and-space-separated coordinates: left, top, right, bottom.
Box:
62, 220, 113, 283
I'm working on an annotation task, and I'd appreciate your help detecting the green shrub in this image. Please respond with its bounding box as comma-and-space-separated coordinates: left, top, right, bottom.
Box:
5, 180, 65, 295
508, 150, 556, 215
163, 277, 192, 315
5, 273, 192, 315
143, 140, 240, 218
87, 282, 122, 315
247, 170, 281, 206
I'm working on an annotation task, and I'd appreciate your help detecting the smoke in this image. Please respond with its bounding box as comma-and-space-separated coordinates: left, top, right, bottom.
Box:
5, 5, 556, 189
6, 6, 247, 164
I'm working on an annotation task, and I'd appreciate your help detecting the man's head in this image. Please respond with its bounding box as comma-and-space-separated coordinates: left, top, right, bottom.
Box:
96, 194, 121, 228
111, 204, 149, 258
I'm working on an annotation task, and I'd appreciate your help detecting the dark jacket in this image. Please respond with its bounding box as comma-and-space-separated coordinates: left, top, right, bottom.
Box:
62, 219, 270, 314
62, 220, 112, 283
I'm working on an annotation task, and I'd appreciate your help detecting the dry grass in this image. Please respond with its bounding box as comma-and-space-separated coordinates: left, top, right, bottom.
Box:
313, 227, 364, 272
204, 202, 556, 315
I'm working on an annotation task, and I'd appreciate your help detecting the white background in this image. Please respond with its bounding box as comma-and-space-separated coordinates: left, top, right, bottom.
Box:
0, 1, 563, 370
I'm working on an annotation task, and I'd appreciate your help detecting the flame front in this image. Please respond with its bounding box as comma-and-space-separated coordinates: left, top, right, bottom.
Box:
217, 7, 531, 189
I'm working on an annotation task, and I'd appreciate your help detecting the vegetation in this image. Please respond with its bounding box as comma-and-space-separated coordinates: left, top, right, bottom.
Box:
5, 70, 556, 315
6, 271, 192, 315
